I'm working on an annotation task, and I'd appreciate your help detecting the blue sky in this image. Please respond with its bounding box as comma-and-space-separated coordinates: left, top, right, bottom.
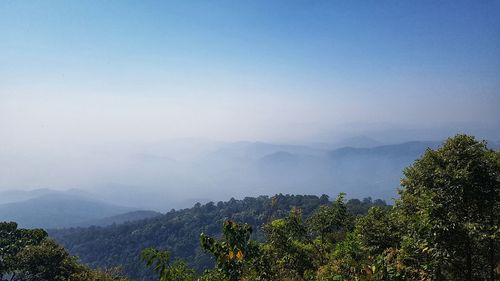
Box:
1, 1, 500, 144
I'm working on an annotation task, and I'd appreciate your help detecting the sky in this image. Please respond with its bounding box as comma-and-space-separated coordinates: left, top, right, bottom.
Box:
0, 1, 499, 193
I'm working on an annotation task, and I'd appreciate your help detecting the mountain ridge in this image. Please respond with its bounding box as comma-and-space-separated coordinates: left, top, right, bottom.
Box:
0, 192, 137, 229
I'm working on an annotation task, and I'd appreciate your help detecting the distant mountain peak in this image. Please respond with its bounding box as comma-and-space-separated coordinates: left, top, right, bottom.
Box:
333, 136, 382, 149
0, 192, 137, 229
260, 151, 298, 162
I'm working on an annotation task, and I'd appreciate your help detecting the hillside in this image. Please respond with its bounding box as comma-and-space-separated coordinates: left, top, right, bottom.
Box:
50, 194, 387, 280
77, 210, 162, 227
0, 193, 136, 229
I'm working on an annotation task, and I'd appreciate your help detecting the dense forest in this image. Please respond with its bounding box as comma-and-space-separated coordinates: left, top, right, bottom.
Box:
50, 193, 387, 279
2, 135, 499, 281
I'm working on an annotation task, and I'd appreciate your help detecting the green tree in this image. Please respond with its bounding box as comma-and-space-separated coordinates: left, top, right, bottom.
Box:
263, 207, 314, 279
141, 248, 195, 281
0, 222, 48, 280
13, 239, 83, 281
0, 221, 127, 281
308, 193, 353, 242
397, 134, 499, 280
200, 220, 259, 281
355, 206, 400, 256
307, 193, 354, 265
316, 232, 370, 281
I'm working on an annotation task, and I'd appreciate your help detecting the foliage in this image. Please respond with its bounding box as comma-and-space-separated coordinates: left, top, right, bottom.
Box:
141, 247, 195, 281
13, 239, 82, 281
0, 222, 126, 281
69, 267, 128, 281
0, 221, 47, 276
263, 207, 314, 279
396, 134, 499, 280
355, 207, 400, 256
200, 221, 259, 281
51, 194, 385, 279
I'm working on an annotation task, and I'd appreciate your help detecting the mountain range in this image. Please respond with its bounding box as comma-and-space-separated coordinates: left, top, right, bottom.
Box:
2, 138, 498, 228
0, 190, 158, 229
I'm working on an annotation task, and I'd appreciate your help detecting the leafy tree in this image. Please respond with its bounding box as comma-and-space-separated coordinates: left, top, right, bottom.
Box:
307, 193, 354, 265
141, 248, 195, 281
13, 239, 84, 281
0, 222, 48, 278
308, 193, 353, 241
200, 220, 259, 281
355, 206, 400, 256
397, 134, 499, 280
0, 222, 127, 281
316, 232, 370, 281
263, 207, 314, 279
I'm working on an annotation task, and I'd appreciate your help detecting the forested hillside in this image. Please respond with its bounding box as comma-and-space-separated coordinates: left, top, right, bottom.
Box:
77, 210, 162, 227
50, 194, 387, 279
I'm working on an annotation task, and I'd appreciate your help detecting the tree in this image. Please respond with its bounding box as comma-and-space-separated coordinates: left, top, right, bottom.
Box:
13, 240, 82, 281
356, 206, 400, 256
308, 193, 353, 243
263, 207, 314, 279
200, 220, 259, 281
0, 221, 127, 281
141, 248, 195, 281
0, 222, 48, 280
307, 193, 354, 265
397, 134, 499, 280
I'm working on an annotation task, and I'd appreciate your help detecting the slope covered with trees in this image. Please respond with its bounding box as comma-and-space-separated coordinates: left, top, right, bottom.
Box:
50, 194, 387, 279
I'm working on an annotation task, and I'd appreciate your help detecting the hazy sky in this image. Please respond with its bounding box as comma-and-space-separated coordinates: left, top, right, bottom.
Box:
1, 1, 500, 193
2, 1, 500, 145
